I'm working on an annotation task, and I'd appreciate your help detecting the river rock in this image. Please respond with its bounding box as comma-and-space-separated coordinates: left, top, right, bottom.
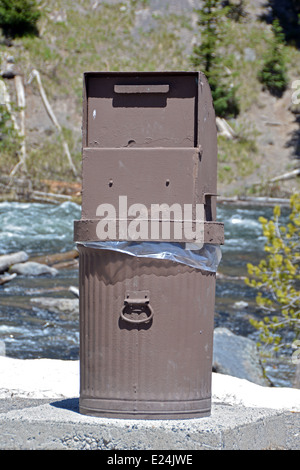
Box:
0, 251, 28, 273
30, 297, 79, 315
213, 327, 270, 386
9, 262, 58, 277
233, 300, 248, 309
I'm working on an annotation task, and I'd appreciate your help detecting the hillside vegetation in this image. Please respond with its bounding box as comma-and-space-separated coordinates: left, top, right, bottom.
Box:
0, 0, 300, 200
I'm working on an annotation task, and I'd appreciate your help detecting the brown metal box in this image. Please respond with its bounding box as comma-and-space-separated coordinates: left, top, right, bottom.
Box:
74, 71, 224, 239
75, 71, 224, 419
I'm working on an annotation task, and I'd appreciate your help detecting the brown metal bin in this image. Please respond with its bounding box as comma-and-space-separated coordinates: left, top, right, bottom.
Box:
74, 72, 224, 419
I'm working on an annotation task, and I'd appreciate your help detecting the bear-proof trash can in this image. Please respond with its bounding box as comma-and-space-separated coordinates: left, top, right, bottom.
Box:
74, 71, 224, 419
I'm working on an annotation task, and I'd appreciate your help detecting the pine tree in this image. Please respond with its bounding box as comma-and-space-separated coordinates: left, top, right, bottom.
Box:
0, 0, 41, 38
190, 0, 240, 118
257, 19, 288, 97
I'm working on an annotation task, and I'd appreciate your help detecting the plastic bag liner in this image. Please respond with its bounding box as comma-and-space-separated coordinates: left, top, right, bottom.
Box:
78, 241, 222, 272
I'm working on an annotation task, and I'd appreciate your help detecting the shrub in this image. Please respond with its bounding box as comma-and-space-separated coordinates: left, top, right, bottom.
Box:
245, 194, 300, 360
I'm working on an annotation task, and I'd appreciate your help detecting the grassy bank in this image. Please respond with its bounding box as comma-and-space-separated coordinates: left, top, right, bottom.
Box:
0, 0, 299, 197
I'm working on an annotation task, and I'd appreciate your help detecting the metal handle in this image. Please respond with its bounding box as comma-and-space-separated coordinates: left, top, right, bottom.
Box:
120, 291, 154, 324
114, 84, 169, 94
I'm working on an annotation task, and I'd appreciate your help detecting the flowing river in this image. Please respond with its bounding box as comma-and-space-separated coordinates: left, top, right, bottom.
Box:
0, 201, 294, 387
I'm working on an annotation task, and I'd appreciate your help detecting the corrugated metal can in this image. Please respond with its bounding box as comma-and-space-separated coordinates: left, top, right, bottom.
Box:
78, 245, 216, 419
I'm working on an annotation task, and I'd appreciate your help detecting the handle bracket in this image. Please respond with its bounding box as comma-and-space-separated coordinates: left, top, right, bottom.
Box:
120, 290, 154, 324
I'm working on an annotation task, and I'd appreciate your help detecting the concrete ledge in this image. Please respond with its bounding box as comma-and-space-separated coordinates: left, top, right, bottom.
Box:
0, 357, 299, 450
0, 399, 298, 450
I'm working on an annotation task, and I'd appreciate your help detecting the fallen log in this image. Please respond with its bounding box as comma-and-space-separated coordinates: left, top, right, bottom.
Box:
31, 190, 73, 200
69, 286, 79, 298
28, 69, 77, 177
9, 261, 58, 276
249, 168, 300, 188
269, 168, 300, 183
216, 117, 237, 139
28, 249, 78, 267
0, 251, 28, 273
0, 273, 17, 285
52, 259, 79, 270
217, 196, 291, 206
9, 75, 27, 177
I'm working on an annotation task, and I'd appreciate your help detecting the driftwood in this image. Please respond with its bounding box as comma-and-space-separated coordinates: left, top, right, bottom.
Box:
269, 168, 300, 183
53, 259, 79, 270
0, 79, 19, 131
10, 75, 26, 177
0, 273, 17, 285
28, 69, 77, 177
217, 196, 291, 206
0, 251, 28, 273
0, 78, 27, 177
216, 117, 236, 139
69, 286, 79, 298
31, 190, 73, 201
0, 249, 78, 275
32, 190, 73, 199
28, 249, 78, 267
250, 167, 300, 188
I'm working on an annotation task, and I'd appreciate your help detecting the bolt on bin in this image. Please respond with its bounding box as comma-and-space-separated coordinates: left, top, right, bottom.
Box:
74, 71, 224, 419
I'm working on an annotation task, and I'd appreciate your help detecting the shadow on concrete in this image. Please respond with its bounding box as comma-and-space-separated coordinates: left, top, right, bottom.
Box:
50, 397, 80, 413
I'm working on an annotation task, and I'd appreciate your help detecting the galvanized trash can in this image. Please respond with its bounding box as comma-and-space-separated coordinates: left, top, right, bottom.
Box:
74, 72, 224, 419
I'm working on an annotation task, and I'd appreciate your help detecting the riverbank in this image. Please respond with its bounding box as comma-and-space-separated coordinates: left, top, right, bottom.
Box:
0, 200, 296, 386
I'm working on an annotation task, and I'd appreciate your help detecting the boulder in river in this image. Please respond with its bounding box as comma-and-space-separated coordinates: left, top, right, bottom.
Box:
30, 297, 79, 315
0, 251, 28, 273
9, 262, 58, 277
213, 327, 271, 386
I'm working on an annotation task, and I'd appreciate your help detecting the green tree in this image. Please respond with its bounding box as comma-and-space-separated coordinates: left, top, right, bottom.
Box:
245, 193, 300, 384
190, 0, 240, 118
0, 0, 41, 38
223, 0, 248, 22
257, 19, 288, 97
